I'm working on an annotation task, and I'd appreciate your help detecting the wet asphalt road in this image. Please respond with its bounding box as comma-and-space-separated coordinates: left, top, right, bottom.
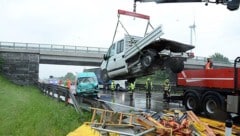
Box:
97, 90, 185, 113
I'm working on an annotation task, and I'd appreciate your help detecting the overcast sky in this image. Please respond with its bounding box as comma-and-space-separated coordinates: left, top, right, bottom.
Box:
1, 0, 239, 79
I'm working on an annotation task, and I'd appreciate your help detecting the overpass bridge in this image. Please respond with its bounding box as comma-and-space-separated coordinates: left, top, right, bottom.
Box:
0, 41, 234, 85
0, 41, 108, 66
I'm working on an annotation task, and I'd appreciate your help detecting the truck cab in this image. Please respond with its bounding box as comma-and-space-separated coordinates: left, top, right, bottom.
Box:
101, 35, 142, 80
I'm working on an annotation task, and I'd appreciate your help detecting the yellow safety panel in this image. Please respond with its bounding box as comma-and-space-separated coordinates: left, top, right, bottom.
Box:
67, 123, 119, 136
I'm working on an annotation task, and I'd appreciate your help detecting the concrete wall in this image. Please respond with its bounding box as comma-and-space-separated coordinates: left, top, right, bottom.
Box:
0, 52, 39, 85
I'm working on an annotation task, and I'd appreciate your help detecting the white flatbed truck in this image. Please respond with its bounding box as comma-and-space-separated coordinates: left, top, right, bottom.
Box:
100, 9, 194, 83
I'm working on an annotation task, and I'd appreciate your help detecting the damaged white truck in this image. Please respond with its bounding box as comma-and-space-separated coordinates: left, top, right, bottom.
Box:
100, 9, 194, 83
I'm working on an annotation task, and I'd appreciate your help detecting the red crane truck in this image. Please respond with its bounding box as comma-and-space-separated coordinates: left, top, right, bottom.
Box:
177, 57, 240, 119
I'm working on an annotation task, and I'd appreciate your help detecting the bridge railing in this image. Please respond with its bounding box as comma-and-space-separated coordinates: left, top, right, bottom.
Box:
0, 41, 108, 53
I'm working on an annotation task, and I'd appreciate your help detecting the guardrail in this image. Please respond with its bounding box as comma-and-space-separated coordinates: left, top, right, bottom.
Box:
0, 41, 108, 54
36, 82, 69, 103
35, 82, 83, 114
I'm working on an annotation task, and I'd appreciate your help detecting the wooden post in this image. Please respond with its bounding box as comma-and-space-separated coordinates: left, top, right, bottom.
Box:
119, 113, 123, 124
91, 109, 97, 123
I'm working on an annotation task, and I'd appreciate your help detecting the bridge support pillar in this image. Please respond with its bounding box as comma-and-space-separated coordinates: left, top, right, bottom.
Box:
0, 52, 39, 85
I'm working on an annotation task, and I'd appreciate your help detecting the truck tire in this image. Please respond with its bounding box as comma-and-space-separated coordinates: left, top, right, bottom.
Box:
202, 94, 227, 120
128, 78, 135, 83
184, 92, 201, 113
101, 69, 109, 83
141, 50, 156, 69
169, 58, 184, 73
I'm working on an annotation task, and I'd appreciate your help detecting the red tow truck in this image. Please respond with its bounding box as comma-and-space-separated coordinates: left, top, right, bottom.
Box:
177, 57, 240, 119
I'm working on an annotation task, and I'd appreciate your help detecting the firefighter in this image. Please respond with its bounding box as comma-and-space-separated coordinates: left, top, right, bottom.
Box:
128, 81, 135, 100
58, 80, 62, 86
205, 58, 213, 69
163, 79, 171, 103
66, 79, 71, 90
110, 80, 116, 93
145, 78, 153, 99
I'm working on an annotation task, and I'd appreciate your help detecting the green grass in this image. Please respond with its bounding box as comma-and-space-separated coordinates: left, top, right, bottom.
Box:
0, 75, 91, 136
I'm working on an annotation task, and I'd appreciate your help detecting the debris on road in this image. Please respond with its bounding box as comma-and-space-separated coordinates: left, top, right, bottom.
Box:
67, 108, 240, 136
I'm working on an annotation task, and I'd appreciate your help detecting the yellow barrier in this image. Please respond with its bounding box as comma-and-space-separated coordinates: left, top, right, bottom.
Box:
67, 122, 119, 136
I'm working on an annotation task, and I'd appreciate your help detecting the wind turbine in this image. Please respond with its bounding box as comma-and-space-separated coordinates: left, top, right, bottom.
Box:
189, 19, 196, 46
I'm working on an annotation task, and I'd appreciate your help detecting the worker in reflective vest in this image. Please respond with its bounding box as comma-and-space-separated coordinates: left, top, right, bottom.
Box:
163, 79, 171, 103
128, 82, 135, 100
205, 58, 213, 69
66, 79, 71, 90
110, 81, 116, 92
145, 78, 153, 99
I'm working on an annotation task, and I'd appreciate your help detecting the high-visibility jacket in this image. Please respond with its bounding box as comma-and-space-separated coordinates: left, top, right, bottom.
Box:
145, 80, 153, 91
129, 82, 135, 91
67, 79, 71, 89
205, 62, 213, 69
111, 81, 116, 91
164, 82, 171, 92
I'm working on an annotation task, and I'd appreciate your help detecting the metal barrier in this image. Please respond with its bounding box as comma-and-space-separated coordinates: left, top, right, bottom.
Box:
34, 81, 113, 114
0, 41, 108, 54
35, 82, 82, 114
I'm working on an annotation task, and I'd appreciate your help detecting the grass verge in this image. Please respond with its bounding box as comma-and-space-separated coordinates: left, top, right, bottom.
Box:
0, 75, 91, 136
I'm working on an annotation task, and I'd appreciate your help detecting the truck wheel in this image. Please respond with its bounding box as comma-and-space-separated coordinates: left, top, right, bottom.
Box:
184, 92, 201, 113
169, 58, 184, 73
202, 94, 226, 120
141, 50, 156, 69
101, 69, 109, 83
128, 78, 135, 83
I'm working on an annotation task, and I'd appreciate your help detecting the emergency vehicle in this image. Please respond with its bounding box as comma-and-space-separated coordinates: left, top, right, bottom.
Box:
177, 57, 240, 119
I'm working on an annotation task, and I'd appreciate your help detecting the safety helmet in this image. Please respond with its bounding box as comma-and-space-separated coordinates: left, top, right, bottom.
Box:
165, 79, 169, 83
147, 78, 150, 81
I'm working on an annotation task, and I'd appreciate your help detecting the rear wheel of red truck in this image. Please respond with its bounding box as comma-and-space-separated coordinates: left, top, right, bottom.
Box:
202, 93, 227, 120
183, 91, 201, 113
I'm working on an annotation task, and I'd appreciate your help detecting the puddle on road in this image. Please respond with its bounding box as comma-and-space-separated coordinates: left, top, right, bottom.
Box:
98, 90, 185, 113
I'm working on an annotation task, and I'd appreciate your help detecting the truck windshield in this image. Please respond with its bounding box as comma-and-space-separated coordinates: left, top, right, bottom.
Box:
109, 44, 116, 57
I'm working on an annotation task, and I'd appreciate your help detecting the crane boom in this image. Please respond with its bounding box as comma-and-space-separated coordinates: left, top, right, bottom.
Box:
134, 0, 239, 11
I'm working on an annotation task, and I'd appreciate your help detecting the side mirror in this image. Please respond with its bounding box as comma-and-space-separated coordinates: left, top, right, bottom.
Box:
103, 54, 108, 60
